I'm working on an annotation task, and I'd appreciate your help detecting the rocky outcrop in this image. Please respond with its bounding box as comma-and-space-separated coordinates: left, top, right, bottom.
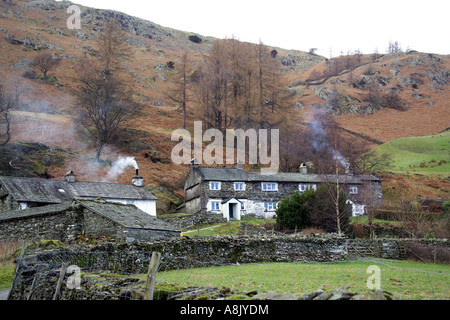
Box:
0, 142, 65, 178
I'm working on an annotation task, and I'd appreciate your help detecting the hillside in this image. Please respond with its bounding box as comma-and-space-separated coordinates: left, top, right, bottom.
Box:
0, 0, 449, 202
372, 132, 450, 177
294, 52, 450, 143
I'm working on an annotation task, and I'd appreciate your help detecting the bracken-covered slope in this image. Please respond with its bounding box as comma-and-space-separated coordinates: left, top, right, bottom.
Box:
0, 0, 448, 201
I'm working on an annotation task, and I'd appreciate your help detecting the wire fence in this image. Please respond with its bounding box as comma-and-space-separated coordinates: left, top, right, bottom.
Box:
7, 248, 450, 300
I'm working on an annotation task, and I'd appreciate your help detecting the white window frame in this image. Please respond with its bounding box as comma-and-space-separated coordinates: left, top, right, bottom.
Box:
209, 181, 221, 190
299, 183, 317, 192
210, 200, 221, 211
264, 202, 278, 211
350, 186, 358, 194
261, 182, 278, 191
234, 182, 246, 191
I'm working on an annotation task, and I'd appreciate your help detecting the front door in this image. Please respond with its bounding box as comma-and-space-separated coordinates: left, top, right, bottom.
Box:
229, 203, 234, 219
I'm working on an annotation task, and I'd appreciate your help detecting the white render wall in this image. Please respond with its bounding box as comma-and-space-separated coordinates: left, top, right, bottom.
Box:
206, 198, 276, 220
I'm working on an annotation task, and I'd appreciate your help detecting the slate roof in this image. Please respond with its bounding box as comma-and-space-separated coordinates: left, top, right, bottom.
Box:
0, 199, 179, 231
0, 202, 73, 221
77, 199, 179, 231
0, 176, 157, 204
196, 166, 380, 184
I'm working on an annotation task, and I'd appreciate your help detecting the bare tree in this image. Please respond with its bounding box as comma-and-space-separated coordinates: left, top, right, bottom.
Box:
355, 149, 392, 174
30, 52, 61, 78
360, 179, 382, 239
395, 200, 434, 238
387, 40, 402, 55
0, 83, 13, 146
75, 19, 135, 161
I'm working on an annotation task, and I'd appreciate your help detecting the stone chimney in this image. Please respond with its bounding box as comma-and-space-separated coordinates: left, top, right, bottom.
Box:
299, 163, 308, 174
236, 160, 243, 170
190, 158, 199, 170
345, 165, 353, 175
65, 171, 76, 183
132, 168, 144, 187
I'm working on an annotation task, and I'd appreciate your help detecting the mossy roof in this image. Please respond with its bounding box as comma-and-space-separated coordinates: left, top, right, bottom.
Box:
0, 176, 157, 203
0, 199, 179, 231
197, 166, 380, 183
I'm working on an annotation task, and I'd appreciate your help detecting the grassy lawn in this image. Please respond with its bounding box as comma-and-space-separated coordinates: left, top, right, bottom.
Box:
0, 241, 22, 291
156, 259, 450, 300
182, 217, 271, 237
0, 265, 15, 290
372, 132, 450, 176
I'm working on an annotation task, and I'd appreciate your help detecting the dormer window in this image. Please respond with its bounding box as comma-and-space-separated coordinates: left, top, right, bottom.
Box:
209, 181, 221, 190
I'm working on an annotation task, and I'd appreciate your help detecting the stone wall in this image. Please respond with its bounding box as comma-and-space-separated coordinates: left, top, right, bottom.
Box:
8, 236, 449, 299
160, 212, 227, 230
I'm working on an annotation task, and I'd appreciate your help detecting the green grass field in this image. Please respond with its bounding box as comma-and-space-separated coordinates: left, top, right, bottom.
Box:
156, 259, 450, 300
373, 131, 450, 176
182, 217, 271, 237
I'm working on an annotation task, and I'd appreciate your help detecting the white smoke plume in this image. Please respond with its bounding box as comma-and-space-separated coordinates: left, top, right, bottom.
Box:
105, 156, 138, 182
309, 109, 349, 168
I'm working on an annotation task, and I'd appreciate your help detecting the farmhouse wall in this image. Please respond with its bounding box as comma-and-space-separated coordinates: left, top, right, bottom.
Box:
0, 209, 80, 242
185, 167, 383, 215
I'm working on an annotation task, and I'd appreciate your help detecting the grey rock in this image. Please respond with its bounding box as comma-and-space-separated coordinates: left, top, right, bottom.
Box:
11, 57, 33, 69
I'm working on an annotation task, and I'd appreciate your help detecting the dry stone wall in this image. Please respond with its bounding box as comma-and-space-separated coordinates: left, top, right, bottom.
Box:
8, 236, 449, 299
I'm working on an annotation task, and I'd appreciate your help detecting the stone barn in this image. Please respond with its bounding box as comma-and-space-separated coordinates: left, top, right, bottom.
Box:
0, 199, 180, 242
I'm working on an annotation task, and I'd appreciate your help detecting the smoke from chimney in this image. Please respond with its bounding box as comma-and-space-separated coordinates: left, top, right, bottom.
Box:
309, 109, 349, 168
106, 156, 138, 182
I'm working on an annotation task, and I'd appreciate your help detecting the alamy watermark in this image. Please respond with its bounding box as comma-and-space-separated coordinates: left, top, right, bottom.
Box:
66, 265, 81, 290
171, 121, 280, 175
66, 5, 81, 30
366, 265, 382, 290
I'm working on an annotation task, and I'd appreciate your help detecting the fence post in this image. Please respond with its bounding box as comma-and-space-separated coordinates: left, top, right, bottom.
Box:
53, 263, 68, 300
144, 251, 161, 300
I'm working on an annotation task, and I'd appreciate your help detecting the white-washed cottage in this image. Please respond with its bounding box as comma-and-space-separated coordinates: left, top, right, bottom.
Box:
184, 159, 382, 220
0, 170, 157, 216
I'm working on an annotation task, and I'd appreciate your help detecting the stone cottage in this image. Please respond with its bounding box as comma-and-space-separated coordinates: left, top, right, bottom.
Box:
184, 159, 382, 220
0, 170, 157, 216
0, 198, 180, 242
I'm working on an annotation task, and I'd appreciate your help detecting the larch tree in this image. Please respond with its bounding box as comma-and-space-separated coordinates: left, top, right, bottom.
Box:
166, 51, 193, 129
193, 38, 293, 132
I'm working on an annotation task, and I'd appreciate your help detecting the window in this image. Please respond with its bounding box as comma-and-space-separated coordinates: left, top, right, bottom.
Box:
234, 182, 246, 191
209, 182, 221, 190
264, 202, 278, 211
211, 201, 220, 211
262, 182, 278, 191
350, 186, 358, 194
299, 184, 317, 193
